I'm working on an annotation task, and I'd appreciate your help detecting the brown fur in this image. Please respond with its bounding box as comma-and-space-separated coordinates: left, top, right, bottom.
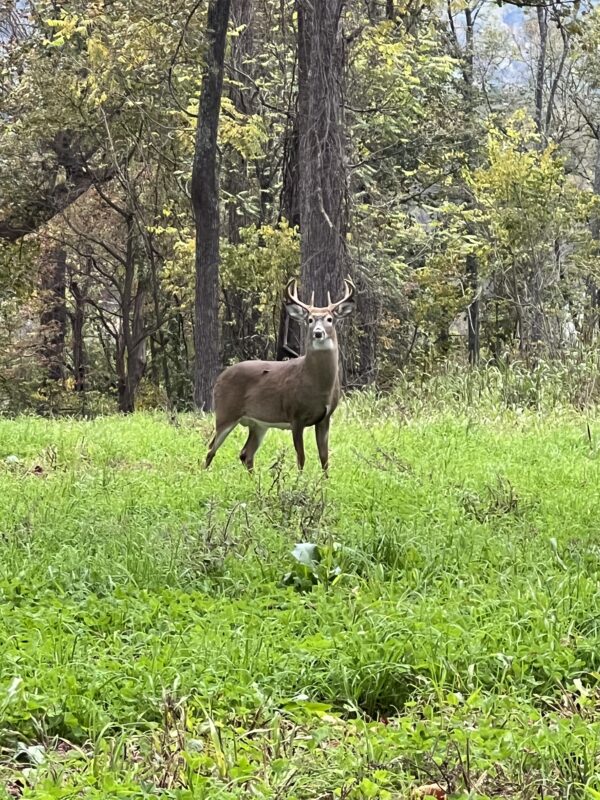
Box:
214, 349, 339, 428
205, 281, 355, 471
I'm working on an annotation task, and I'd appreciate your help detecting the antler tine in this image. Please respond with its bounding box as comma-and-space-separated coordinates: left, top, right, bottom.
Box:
286, 277, 297, 301
310, 290, 315, 306
327, 290, 332, 305
329, 275, 356, 310
286, 277, 312, 312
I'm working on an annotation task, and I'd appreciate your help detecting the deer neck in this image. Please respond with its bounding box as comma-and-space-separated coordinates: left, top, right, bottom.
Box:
303, 336, 339, 393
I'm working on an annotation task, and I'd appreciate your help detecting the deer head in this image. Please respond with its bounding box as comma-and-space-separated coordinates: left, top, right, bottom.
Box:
285, 277, 356, 352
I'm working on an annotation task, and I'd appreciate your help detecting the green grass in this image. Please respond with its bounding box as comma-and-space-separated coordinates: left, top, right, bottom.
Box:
1, 398, 600, 798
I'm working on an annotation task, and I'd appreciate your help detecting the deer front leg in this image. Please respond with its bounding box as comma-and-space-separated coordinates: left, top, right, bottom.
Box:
292, 423, 306, 470
315, 417, 330, 472
239, 425, 266, 472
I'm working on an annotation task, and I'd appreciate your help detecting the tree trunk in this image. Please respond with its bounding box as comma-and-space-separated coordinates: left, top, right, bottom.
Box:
69, 281, 86, 392
466, 250, 480, 365
192, 0, 231, 411
222, 0, 256, 364
276, 110, 302, 360
40, 247, 67, 382
280, 112, 300, 231
585, 134, 600, 342
464, 7, 480, 366
535, 6, 548, 138
117, 285, 147, 414
356, 274, 379, 385
116, 340, 132, 413
297, 0, 347, 307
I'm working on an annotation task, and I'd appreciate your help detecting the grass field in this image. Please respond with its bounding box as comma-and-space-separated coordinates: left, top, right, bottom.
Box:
2, 394, 600, 798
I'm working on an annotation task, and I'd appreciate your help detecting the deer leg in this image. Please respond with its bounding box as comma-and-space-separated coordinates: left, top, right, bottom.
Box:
205, 421, 237, 468
292, 424, 306, 470
239, 425, 266, 472
315, 417, 330, 472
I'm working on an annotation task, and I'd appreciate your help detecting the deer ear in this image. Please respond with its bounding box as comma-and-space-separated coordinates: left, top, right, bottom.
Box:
333, 300, 355, 319
286, 304, 309, 322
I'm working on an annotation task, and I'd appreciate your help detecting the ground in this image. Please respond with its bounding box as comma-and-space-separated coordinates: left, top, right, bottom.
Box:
1, 395, 600, 799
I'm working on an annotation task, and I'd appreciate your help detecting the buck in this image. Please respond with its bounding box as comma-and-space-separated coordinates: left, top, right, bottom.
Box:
205, 278, 356, 471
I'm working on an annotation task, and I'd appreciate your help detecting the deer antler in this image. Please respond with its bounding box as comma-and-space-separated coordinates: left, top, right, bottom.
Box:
286, 278, 313, 312
328, 277, 356, 312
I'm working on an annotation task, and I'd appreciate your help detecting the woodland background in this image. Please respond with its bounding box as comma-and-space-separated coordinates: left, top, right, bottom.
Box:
1, 0, 600, 415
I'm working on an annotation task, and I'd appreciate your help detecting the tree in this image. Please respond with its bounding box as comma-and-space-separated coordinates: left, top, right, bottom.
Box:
193, 0, 232, 411
447, 0, 486, 365
4, 0, 600, 413
296, 0, 347, 307
470, 118, 595, 356
39, 244, 68, 382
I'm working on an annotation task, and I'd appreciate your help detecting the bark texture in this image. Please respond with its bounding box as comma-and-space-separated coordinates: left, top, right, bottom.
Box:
69, 280, 86, 392
296, 0, 347, 307
464, 6, 480, 366
535, 6, 548, 137
39, 247, 67, 382
584, 134, 600, 342
192, 0, 231, 410
276, 111, 302, 361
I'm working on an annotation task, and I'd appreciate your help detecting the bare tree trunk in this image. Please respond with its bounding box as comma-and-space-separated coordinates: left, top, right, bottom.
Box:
591, 136, 600, 241
466, 251, 480, 365
356, 274, 379, 384
40, 247, 67, 382
222, 0, 256, 364
535, 6, 548, 138
280, 112, 300, 231
448, 3, 481, 365
69, 281, 86, 392
297, 0, 347, 307
117, 285, 147, 413
113, 212, 148, 414
464, 6, 480, 366
585, 134, 600, 342
148, 252, 171, 400
192, 0, 231, 411
276, 109, 302, 361
167, 297, 191, 406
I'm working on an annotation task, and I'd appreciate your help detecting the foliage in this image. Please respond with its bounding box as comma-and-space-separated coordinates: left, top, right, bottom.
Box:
2, 0, 600, 408
472, 117, 596, 273
469, 116, 598, 351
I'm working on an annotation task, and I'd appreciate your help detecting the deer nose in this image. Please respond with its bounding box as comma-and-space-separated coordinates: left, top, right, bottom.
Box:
314, 330, 324, 339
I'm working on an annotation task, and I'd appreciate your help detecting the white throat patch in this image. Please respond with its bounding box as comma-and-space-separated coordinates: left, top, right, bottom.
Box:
311, 337, 335, 351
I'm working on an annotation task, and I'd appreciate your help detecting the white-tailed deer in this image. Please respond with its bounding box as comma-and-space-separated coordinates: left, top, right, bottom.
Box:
205, 278, 356, 471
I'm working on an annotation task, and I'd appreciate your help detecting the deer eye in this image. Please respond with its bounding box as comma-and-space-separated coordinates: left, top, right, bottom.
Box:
326, 316, 333, 323
308, 316, 314, 324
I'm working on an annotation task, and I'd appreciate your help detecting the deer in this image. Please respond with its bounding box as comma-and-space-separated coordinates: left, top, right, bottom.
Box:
205, 277, 356, 472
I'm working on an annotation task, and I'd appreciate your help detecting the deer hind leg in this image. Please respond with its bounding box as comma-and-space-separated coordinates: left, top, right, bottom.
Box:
292, 424, 306, 471
239, 424, 267, 472
205, 420, 237, 468
315, 417, 330, 472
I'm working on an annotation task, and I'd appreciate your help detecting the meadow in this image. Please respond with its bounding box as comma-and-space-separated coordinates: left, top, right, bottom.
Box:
2, 379, 600, 799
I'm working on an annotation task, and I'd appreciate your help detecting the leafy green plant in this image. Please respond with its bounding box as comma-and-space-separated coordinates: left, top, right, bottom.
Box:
280, 541, 344, 592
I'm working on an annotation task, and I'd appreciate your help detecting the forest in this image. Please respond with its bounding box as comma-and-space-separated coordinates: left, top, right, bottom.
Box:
5, 2, 600, 799
2, 0, 600, 414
